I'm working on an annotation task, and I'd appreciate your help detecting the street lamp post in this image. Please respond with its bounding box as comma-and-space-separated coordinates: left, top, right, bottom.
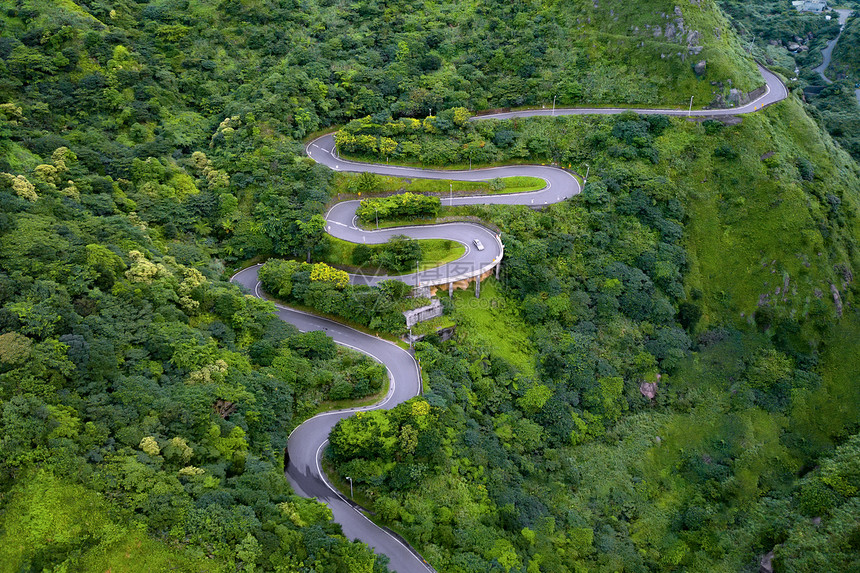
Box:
688, 96, 694, 117
375, 207, 379, 230
584, 163, 590, 187
345, 476, 353, 498
552, 95, 556, 116
450, 182, 453, 205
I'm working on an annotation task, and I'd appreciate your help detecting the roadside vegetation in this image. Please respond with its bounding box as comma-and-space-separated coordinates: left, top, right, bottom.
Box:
327, 100, 860, 571
720, 0, 860, 160
333, 172, 546, 196
1, 0, 859, 571
322, 235, 465, 275
258, 259, 423, 334
831, 13, 860, 81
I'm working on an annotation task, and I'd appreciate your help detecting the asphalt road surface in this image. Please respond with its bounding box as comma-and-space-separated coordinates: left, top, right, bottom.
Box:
309, 135, 581, 286
813, 9, 854, 84
231, 65, 788, 572
476, 64, 788, 119
231, 265, 433, 572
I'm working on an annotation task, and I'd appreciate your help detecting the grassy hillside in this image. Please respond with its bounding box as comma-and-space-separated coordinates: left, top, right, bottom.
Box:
557, 0, 761, 105
831, 13, 860, 81
2, 0, 860, 571
681, 98, 860, 329
323, 97, 860, 570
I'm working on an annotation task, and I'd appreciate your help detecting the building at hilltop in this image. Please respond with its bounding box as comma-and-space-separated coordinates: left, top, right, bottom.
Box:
792, 0, 828, 13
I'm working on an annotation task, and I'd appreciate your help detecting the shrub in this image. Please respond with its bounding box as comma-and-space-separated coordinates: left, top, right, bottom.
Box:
713, 144, 738, 160
356, 192, 440, 223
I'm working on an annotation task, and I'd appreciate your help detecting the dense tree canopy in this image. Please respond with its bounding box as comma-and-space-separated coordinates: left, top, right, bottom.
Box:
1, 0, 859, 571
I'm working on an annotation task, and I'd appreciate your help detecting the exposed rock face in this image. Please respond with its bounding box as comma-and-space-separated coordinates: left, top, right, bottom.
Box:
639, 5, 702, 55
710, 81, 767, 109
639, 373, 661, 400
831, 283, 844, 317
694, 60, 707, 75
665, 22, 677, 39
640, 381, 658, 400
728, 88, 742, 106
788, 42, 801, 51
760, 550, 774, 573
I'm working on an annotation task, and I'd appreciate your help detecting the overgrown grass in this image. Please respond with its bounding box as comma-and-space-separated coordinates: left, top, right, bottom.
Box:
409, 314, 456, 337
791, 311, 860, 451
450, 279, 536, 376
406, 176, 546, 194
560, 0, 762, 102
332, 173, 546, 196
0, 471, 212, 573
677, 97, 860, 330
319, 236, 465, 275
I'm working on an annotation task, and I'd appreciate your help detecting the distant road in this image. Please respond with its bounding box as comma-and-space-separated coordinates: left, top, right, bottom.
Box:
477, 64, 787, 119
813, 9, 854, 84
232, 64, 788, 573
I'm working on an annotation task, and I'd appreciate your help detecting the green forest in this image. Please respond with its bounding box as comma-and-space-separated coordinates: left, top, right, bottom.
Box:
718, 0, 860, 159
326, 100, 860, 571
1, 0, 860, 571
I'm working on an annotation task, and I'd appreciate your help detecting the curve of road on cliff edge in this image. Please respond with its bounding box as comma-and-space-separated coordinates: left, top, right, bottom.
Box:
231, 64, 788, 573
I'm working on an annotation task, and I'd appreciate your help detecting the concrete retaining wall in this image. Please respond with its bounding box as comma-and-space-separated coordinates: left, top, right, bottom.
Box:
403, 299, 444, 328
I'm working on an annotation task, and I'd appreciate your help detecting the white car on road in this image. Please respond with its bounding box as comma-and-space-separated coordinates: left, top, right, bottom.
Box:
473, 239, 484, 251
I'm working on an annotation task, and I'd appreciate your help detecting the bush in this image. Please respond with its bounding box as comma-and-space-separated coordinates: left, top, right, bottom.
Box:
702, 119, 724, 135
328, 380, 354, 401
796, 156, 815, 181
375, 235, 422, 273
713, 144, 738, 160
356, 192, 440, 223
352, 244, 373, 265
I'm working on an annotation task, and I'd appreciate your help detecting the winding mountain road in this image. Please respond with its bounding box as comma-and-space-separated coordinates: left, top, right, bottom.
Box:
813, 9, 854, 85
231, 65, 788, 572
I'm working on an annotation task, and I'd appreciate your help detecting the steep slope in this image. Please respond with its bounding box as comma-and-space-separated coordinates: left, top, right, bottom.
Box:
831, 13, 860, 82
2, 0, 860, 571
553, 0, 761, 105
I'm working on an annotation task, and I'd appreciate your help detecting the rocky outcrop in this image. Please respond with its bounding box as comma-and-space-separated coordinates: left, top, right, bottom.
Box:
760, 550, 774, 573
640, 381, 658, 400
831, 283, 843, 317
639, 373, 661, 400
643, 6, 703, 56
694, 60, 707, 76
708, 83, 767, 109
